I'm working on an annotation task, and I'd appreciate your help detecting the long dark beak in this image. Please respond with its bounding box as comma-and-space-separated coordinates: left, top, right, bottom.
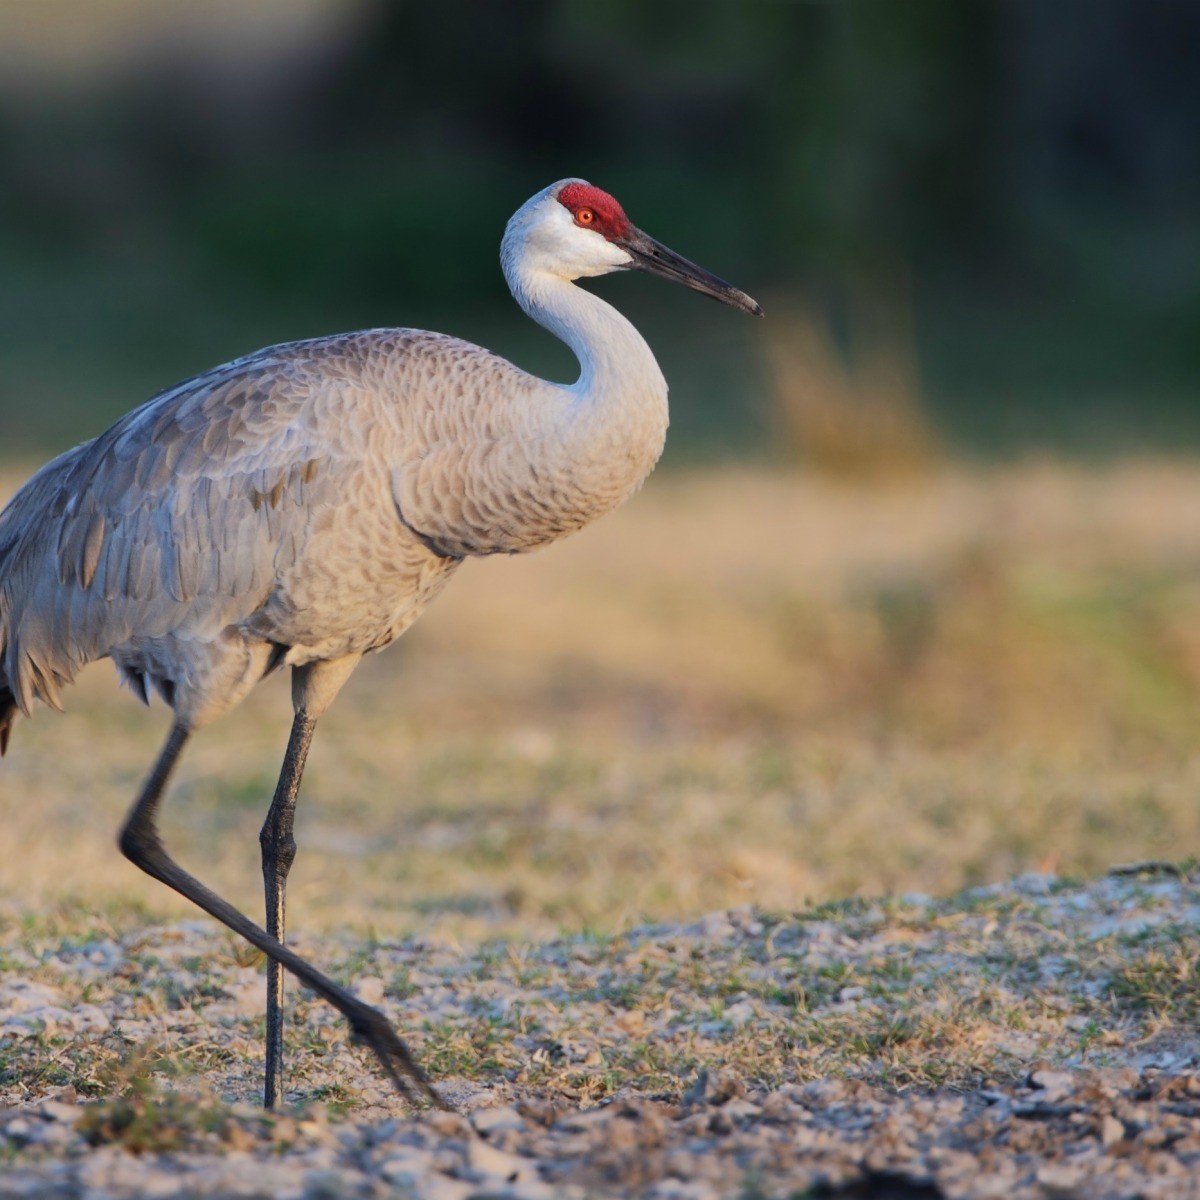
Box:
616, 226, 763, 317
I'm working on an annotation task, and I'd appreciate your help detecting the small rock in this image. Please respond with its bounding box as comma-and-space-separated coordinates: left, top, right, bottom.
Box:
379, 1148, 433, 1187
471, 1106, 526, 1137
612, 1008, 646, 1035
799, 1079, 852, 1106
415, 1172, 474, 1200
555, 1106, 613, 1132
681, 1069, 745, 1108
72, 1004, 111, 1034
1028, 1068, 1077, 1102
466, 1135, 535, 1183
3, 980, 65, 1010
646, 1181, 720, 1200
1036, 1163, 1085, 1195
721, 1097, 763, 1121
425, 1110, 471, 1138
728, 905, 764, 936
36, 1100, 79, 1123
34, 1121, 78, 1151
759, 1092, 796, 1121
5, 1118, 34, 1146
303, 1167, 367, 1198
495, 1183, 561, 1200
1100, 1114, 1125, 1148
723, 999, 756, 1027
708, 1109, 733, 1135
698, 912, 737, 940
205, 967, 267, 1018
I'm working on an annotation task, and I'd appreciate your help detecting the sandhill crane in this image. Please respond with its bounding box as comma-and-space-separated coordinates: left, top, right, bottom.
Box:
0, 179, 761, 1109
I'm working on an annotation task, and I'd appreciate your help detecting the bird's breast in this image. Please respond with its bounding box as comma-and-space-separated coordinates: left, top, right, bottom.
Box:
394, 397, 666, 559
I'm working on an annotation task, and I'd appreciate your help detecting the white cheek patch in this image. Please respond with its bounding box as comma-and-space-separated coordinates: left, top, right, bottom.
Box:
576, 234, 633, 276
562, 221, 633, 277
525, 202, 626, 279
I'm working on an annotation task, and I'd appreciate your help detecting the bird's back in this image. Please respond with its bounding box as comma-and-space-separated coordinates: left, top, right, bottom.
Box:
0, 330, 470, 730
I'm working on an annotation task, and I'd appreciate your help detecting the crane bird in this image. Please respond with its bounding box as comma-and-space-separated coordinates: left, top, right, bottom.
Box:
0, 179, 761, 1109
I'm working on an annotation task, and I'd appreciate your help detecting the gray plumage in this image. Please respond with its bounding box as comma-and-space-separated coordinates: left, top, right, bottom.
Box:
0, 179, 760, 1105
0, 265, 666, 738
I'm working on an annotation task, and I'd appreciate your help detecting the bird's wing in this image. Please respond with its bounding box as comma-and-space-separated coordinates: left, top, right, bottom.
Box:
0, 338, 362, 714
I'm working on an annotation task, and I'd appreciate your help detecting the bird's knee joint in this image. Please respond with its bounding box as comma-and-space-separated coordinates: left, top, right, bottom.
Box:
118, 822, 162, 868
260, 829, 297, 873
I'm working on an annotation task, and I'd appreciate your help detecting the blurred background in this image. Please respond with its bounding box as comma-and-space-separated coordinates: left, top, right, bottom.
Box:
2, 0, 1198, 460
3, 0, 1200, 936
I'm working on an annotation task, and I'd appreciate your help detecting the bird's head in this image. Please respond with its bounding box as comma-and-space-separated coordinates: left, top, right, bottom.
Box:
502, 179, 762, 317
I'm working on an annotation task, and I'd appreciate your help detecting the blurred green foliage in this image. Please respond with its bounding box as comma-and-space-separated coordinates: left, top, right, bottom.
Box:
0, 0, 1197, 459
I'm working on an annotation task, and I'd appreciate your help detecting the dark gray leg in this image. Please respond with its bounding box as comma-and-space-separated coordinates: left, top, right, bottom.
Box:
259, 709, 316, 1111
118, 722, 447, 1110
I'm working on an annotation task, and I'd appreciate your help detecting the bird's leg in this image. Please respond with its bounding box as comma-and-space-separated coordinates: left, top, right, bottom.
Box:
259, 708, 316, 1111
118, 721, 449, 1111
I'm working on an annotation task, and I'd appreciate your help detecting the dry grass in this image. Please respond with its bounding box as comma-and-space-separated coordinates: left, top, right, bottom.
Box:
4, 460, 1200, 942
761, 297, 939, 479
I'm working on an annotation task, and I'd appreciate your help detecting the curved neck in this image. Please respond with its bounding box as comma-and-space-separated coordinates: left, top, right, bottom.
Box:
502, 252, 668, 406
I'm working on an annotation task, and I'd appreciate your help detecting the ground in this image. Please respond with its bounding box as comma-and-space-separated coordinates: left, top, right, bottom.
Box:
3, 869, 1200, 1197
3, 463, 1200, 1195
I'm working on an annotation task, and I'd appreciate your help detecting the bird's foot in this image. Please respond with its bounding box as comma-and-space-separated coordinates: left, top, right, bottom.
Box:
348, 1004, 454, 1112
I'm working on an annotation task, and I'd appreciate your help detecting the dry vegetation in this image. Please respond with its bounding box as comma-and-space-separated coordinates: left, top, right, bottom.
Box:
4, 460, 1200, 940
762, 298, 940, 480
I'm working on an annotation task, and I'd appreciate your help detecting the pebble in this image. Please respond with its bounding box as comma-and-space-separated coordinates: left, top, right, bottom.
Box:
36, 1099, 80, 1123
4, 1118, 33, 1146
413, 1176, 474, 1200
466, 1135, 536, 1183
681, 1069, 745, 1109
722, 999, 756, 1027
1100, 1114, 1125, 1148
646, 1182, 719, 1200
380, 1148, 434, 1187
3, 873, 1200, 1198
697, 912, 737, 941
1028, 1068, 1077, 1102
1036, 1162, 1086, 1194
471, 1105, 526, 1137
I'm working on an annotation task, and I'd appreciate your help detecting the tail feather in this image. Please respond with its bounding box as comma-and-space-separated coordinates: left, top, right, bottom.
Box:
0, 684, 15, 757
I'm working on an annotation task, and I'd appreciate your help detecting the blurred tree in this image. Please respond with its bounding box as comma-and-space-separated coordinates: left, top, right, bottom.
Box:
0, 0, 1196, 456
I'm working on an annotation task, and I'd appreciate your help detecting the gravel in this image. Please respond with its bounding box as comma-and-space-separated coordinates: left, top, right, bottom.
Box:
4, 1067, 1200, 1199
4, 867, 1200, 1198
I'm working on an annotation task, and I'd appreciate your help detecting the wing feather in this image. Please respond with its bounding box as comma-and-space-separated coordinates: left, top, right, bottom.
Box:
0, 336, 377, 715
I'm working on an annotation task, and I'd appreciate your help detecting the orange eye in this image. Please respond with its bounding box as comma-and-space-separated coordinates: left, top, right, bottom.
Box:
576, 208, 595, 226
